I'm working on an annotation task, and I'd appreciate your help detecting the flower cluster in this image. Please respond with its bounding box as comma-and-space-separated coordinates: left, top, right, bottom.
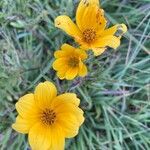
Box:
53, 0, 127, 80
12, 0, 127, 150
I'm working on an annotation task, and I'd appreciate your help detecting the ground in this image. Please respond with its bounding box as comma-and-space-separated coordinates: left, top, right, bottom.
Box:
0, 0, 150, 150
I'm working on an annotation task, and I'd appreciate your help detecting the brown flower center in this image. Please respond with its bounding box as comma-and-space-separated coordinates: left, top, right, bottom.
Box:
82, 29, 96, 43
68, 57, 79, 68
40, 109, 56, 125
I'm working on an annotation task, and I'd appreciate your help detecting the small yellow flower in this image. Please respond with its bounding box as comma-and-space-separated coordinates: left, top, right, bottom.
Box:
55, 0, 127, 56
12, 81, 84, 150
52, 44, 87, 80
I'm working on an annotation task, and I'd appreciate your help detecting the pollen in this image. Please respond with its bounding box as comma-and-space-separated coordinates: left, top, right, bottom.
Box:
68, 57, 79, 68
40, 108, 56, 125
82, 29, 96, 43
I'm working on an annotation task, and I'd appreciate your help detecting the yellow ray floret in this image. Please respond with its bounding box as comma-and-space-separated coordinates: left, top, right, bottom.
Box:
53, 44, 88, 80
12, 81, 84, 150
55, 0, 127, 56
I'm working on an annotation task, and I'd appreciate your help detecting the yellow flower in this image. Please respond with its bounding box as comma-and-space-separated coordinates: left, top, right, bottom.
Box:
12, 81, 84, 150
55, 0, 127, 56
52, 44, 87, 80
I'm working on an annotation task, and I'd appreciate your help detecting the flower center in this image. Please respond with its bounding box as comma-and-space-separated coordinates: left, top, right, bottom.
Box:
40, 108, 56, 125
82, 29, 96, 43
68, 57, 79, 68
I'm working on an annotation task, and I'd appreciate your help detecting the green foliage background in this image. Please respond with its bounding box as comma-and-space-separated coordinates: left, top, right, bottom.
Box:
0, 0, 150, 149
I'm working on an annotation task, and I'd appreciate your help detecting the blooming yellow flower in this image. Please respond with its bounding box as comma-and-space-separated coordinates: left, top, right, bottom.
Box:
55, 0, 127, 56
12, 81, 84, 150
52, 44, 87, 80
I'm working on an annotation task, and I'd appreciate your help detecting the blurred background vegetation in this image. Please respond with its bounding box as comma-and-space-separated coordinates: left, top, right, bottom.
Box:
0, 0, 150, 149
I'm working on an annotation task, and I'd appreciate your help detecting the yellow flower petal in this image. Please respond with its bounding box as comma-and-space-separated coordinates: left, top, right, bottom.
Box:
50, 123, 65, 150
34, 81, 57, 108
52, 95, 84, 138
53, 93, 80, 107
55, 103, 84, 125
56, 71, 66, 80
57, 113, 80, 138
101, 24, 127, 37
29, 123, 52, 150
12, 116, 36, 134
53, 58, 69, 80
55, 15, 82, 39
79, 61, 87, 77
93, 35, 120, 49
52, 58, 68, 70
65, 67, 78, 80
55, 102, 84, 138
76, 0, 106, 32
76, 0, 99, 29
76, 49, 88, 60
54, 44, 75, 58
61, 43, 75, 52
56, 66, 70, 80
15, 94, 38, 119
54, 51, 67, 58
92, 47, 106, 56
